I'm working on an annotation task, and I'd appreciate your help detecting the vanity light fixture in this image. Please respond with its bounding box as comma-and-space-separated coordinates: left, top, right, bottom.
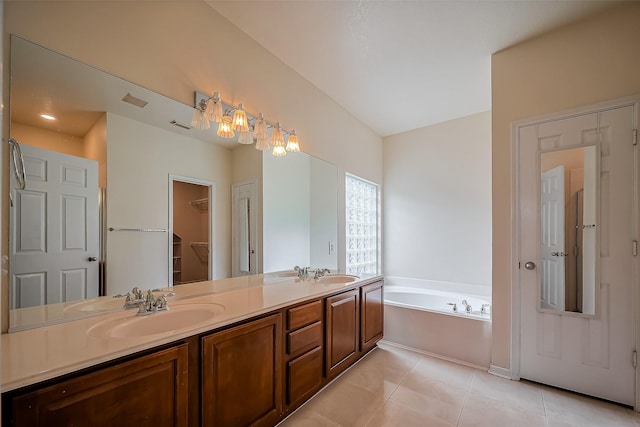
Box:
253, 113, 269, 139
203, 92, 223, 122
271, 122, 285, 146
232, 104, 249, 133
191, 109, 210, 130
271, 123, 287, 157
238, 130, 254, 144
273, 144, 287, 157
193, 91, 302, 156
217, 115, 234, 138
286, 130, 300, 152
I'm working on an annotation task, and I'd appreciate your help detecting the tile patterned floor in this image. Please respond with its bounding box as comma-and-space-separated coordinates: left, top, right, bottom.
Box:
279, 342, 640, 426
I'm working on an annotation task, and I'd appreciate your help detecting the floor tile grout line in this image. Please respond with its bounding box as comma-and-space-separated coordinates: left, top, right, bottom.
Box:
454, 369, 478, 427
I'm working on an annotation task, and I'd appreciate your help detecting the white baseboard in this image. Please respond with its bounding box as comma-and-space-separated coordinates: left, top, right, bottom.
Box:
378, 339, 489, 371
488, 364, 513, 379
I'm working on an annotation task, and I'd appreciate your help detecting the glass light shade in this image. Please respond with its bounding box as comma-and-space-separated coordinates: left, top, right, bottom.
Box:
238, 130, 254, 144
255, 137, 270, 151
253, 113, 269, 139
204, 98, 223, 123
272, 144, 287, 157
191, 109, 210, 130
217, 115, 234, 138
271, 122, 285, 146
232, 104, 249, 132
286, 130, 300, 152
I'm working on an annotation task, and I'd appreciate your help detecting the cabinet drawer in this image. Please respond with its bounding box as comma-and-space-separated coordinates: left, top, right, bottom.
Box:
287, 321, 322, 356
287, 300, 322, 330
287, 346, 323, 406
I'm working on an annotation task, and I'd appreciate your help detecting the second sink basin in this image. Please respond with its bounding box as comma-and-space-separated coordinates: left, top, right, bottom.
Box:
88, 303, 225, 339
316, 274, 359, 285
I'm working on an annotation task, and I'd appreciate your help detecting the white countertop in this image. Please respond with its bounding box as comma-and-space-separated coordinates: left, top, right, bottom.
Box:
1, 273, 381, 393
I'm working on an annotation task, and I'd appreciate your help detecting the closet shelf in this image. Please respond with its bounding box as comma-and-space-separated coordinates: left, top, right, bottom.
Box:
190, 242, 209, 263
189, 198, 209, 212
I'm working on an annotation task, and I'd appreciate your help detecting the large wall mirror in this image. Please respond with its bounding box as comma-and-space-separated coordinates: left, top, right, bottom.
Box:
8, 36, 338, 330
539, 145, 597, 315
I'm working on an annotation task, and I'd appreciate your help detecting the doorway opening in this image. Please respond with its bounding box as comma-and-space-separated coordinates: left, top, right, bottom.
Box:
169, 176, 214, 286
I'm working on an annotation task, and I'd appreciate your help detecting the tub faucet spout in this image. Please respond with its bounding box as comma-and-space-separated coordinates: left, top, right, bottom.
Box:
461, 300, 472, 313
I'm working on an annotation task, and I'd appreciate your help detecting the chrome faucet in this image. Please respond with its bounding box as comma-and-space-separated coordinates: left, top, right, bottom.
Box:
314, 268, 331, 279
135, 290, 172, 316
461, 299, 472, 313
114, 286, 146, 309
294, 266, 311, 278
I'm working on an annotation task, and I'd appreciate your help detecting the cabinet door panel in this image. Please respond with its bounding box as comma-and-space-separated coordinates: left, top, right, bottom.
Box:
11, 344, 189, 427
287, 346, 323, 407
202, 314, 282, 427
325, 289, 359, 378
361, 281, 384, 353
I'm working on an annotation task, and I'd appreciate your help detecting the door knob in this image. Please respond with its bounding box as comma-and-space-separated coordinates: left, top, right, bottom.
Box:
524, 261, 536, 270
88, 256, 98, 262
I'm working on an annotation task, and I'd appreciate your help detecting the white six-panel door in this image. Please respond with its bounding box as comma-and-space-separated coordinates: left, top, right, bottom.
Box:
540, 165, 566, 311
10, 145, 99, 309
518, 104, 636, 405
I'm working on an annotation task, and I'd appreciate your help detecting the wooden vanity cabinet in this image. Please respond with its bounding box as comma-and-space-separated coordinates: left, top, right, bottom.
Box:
284, 299, 324, 412
4, 278, 384, 426
201, 313, 282, 427
360, 280, 384, 353
8, 344, 189, 427
325, 288, 360, 379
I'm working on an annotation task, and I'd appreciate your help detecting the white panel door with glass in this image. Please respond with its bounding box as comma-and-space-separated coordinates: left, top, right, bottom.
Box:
10, 144, 99, 308
518, 104, 636, 406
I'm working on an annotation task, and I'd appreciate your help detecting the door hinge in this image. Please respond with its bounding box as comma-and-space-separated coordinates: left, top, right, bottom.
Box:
634, 129, 638, 146
633, 350, 637, 368
633, 240, 638, 257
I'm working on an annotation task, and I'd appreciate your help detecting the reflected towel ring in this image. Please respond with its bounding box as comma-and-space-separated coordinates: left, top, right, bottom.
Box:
8, 138, 26, 191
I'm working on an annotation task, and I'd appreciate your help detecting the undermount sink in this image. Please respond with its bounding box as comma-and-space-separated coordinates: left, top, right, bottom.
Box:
63, 297, 125, 314
87, 303, 225, 339
316, 274, 359, 285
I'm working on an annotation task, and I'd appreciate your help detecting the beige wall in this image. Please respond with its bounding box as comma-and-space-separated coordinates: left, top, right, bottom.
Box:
383, 111, 492, 288
10, 121, 84, 157
491, 3, 640, 370
83, 114, 107, 189
3, 0, 383, 243
106, 112, 231, 295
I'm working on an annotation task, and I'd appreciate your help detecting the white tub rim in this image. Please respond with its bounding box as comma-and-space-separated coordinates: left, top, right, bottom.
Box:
384, 284, 492, 322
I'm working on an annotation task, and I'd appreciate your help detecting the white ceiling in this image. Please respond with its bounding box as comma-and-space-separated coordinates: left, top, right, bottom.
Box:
207, 1, 618, 137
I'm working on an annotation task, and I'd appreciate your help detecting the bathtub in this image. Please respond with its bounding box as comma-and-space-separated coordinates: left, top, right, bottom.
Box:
382, 277, 492, 369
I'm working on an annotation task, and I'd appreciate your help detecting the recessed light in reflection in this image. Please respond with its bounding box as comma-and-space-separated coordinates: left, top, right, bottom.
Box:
40, 114, 56, 121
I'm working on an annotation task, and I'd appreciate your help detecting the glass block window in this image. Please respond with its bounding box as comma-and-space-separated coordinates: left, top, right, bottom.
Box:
346, 174, 379, 275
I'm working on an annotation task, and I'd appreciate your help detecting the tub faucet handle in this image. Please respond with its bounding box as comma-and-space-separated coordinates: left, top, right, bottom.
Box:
447, 302, 458, 313
481, 304, 491, 315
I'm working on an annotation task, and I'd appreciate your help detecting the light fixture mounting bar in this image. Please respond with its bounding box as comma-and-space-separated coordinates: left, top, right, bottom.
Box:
192, 90, 294, 138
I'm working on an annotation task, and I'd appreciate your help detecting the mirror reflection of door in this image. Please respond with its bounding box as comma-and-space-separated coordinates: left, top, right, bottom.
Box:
540, 164, 565, 311
232, 182, 257, 277
540, 146, 596, 315
10, 144, 100, 308
171, 179, 212, 285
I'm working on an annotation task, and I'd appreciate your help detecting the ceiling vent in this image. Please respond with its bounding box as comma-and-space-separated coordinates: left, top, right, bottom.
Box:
122, 93, 148, 108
